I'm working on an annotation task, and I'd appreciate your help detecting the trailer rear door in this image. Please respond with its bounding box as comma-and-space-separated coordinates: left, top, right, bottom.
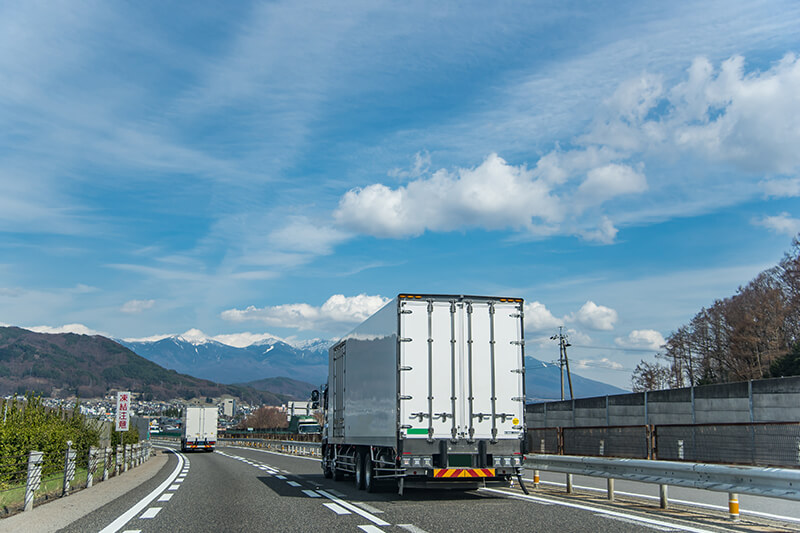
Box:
399, 296, 525, 442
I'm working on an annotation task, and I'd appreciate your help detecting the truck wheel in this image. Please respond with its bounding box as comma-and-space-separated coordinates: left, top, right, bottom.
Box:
323, 452, 333, 478
333, 458, 344, 481
354, 450, 365, 490
364, 455, 377, 493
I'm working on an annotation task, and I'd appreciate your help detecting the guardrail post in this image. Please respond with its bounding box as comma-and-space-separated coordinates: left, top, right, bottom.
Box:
659, 484, 669, 509
62, 440, 76, 496
103, 447, 111, 481
116, 445, 123, 476
533, 469, 540, 488
566, 473, 573, 494
607, 478, 615, 501
728, 492, 739, 520
24, 451, 43, 512
124, 444, 131, 472
87, 446, 98, 488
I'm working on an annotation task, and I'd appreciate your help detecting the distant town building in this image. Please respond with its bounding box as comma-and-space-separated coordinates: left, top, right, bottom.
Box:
221, 398, 235, 418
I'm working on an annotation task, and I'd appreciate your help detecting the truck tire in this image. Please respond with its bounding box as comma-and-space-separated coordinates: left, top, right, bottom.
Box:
333, 458, 344, 481
364, 454, 377, 493
354, 450, 365, 490
323, 449, 333, 478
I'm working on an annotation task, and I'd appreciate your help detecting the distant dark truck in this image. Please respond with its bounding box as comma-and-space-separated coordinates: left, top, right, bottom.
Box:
319, 294, 528, 494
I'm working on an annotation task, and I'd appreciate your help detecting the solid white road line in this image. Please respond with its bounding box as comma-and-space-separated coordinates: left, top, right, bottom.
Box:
323, 502, 351, 515
526, 478, 800, 525
480, 487, 714, 533
316, 490, 390, 526
352, 501, 384, 514
98, 450, 185, 533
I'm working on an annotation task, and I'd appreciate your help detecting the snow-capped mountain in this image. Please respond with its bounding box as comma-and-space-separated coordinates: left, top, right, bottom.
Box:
119, 331, 331, 384
120, 330, 624, 399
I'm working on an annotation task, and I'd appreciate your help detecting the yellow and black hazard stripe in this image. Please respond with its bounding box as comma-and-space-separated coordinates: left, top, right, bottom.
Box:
433, 468, 495, 478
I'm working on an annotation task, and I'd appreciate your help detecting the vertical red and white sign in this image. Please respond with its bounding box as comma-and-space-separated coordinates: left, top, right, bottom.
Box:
116, 391, 131, 432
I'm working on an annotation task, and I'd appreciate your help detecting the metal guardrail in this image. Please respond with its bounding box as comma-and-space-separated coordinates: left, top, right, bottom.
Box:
525, 454, 800, 502
220, 438, 322, 457
528, 422, 800, 467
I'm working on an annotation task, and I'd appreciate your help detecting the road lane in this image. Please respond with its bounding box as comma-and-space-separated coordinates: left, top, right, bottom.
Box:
219, 445, 735, 533
54, 443, 798, 532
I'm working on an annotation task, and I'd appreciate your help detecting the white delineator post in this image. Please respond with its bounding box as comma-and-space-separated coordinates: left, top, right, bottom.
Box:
24, 451, 43, 512
87, 447, 98, 488
62, 441, 76, 496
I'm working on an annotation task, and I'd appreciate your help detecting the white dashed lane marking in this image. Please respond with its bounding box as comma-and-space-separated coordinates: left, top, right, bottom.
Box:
324, 502, 351, 515
287, 481, 301, 487
140, 507, 161, 519
302, 489, 321, 498
358, 526, 386, 533
168, 484, 180, 491
157, 493, 173, 502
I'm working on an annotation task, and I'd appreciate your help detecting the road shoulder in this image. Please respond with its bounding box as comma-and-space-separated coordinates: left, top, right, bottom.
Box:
0, 451, 168, 533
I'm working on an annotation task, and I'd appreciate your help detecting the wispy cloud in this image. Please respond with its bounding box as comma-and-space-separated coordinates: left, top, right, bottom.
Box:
754, 213, 800, 237
120, 299, 155, 314
221, 294, 390, 332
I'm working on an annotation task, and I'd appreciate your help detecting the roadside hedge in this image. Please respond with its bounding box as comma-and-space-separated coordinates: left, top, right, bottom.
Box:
0, 395, 100, 487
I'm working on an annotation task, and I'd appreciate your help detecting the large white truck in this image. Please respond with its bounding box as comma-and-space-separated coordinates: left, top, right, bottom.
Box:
320, 294, 528, 494
181, 405, 218, 452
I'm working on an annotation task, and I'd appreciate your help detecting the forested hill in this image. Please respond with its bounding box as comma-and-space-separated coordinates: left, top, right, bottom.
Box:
0, 326, 286, 403
633, 237, 800, 390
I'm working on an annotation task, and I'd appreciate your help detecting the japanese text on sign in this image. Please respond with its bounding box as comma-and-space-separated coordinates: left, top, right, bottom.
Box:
116, 391, 131, 432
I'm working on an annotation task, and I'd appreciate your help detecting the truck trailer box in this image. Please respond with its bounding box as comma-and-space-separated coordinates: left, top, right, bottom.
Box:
181, 405, 218, 452
322, 294, 526, 493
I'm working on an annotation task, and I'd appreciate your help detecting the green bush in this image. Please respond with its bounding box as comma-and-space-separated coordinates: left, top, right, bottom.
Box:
0, 394, 101, 488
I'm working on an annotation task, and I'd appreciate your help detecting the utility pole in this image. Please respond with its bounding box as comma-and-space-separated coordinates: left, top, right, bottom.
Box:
551, 327, 574, 400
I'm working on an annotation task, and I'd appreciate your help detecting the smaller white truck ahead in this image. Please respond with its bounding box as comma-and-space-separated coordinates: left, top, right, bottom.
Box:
181, 405, 218, 452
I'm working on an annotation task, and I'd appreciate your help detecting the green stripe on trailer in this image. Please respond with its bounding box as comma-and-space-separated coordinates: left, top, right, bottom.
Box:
406, 428, 428, 435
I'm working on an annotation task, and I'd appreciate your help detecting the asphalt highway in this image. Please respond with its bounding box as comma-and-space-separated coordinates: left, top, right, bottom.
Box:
54, 444, 798, 533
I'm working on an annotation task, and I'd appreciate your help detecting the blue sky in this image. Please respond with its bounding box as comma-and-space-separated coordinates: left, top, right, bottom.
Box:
2, 1, 800, 389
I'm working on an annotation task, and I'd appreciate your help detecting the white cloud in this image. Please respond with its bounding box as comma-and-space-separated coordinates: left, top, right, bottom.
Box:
761, 177, 800, 198
26, 323, 105, 336
122, 333, 173, 343
754, 213, 800, 237
120, 299, 155, 314
580, 216, 619, 244
211, 332, 285, 348
267, 216, 350, 256
575, 164, 648, 209
524, 301, 562, 332
334, 153, 563, 238
221, 293, 390, 331
669, 54, 800, 174
575, 357, 624, 371
568, 301, 618, 331
615, 329, 665, 351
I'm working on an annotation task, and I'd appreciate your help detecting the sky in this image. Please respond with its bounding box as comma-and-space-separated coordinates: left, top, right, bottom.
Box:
1, 1, 800, 389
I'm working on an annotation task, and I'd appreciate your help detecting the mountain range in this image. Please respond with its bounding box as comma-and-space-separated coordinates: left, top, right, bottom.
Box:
0, 326, 289, 403
120, 332, 626, 400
